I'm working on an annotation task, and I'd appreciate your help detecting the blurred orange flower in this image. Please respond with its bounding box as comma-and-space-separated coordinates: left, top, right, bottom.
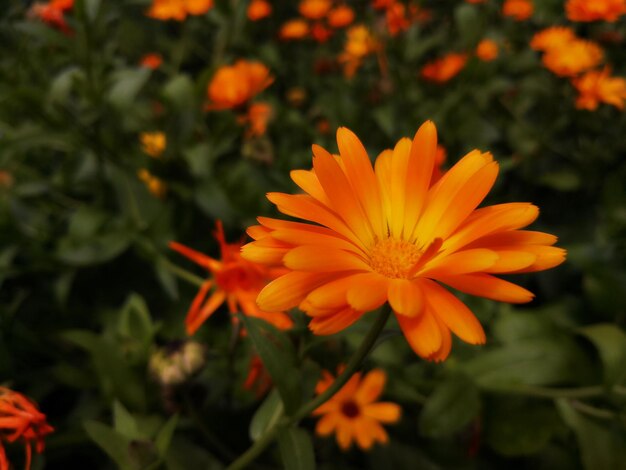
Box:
328, 5, 355, 28
502, 0, 533, 20
137, 169, 167, 198
311, 22, 333, 42
572, 67, 626, 110
385, 3, 411, 36
140, 53, 163, 69
140, 132, 167, 158
566, 0, 626, 22
338, 25, 379, 78
279, 19, 310, 40
299, 0, 332, 20
243, 355, 272, 397
313, 369, 400, 450
0, 387, 53, 470
147, 0, 213, 21
28, 0, 73, 33
421, 53, 468, 83
185, 0, 213, 15
476, 39, 498, 61
542, 39, 603, 77
239, 102, 273, 137
530, 26, 576, 51
247, 0, 272, 21
206, 60, 273, 110
170, 221, 292, 335
372, 0, 395, 10
243, 122, 565, 360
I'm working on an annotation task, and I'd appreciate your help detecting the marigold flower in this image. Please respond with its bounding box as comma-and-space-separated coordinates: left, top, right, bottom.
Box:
247, 0, 272, 21
243, 355, 272, 397
338, 25, 379, 78
206, 60, 273, 110
313, 369, 400, 450
28, 0, 73, 33
299, 0, 332, 20
542, 39, 603, 77
137, 169, 167, 198
372, 0, 395, 10
566, 0, 626, 22
238, 102, 273, 138
421, 53, 468, 83
385, 2, 411, 36
530, 26, 576, 52
279, 19, 310, 40
140, 53, 163, 70
146, 0, 213, 21
0, 387, 53, 470
185, 0, 213, 15
476, 39, 498, 61
170, 221, 292, 335
572, 67, 626, 110
242, 122, 565, 361
502, 0, 533, 20
311, 22, 333, 42
140, 132, 167, 158
328, 5, 355, 28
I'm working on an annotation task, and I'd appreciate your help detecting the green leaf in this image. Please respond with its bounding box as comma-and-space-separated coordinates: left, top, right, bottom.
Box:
277, 427, 316, 470
240, 316, 301, 415
56, 231, 132, 266
118, 293, 154, 344
113, 401, 142, 440
162, 74, 196, 110
84, 420, 132, 469
155, 414, 179, 457
454, 4, 482, 46
578, 324, 626, 386
107, 68, 151, 110
419, 373, 480, 438
85, 0, 101, 21
249, 389, 284, 442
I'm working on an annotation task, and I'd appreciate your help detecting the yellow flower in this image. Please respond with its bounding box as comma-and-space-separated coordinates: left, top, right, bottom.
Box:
140, 132, 167, 158
243, 122, 565, 361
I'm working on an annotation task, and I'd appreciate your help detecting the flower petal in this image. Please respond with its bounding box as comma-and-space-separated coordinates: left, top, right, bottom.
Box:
388, 278, 424, 317
309, 308, 365, 335
316, 413, 339, 436
346, 273, 389, 312
437, 273, 535, 303
186, 288, 226, 335
362, 402, 402, 423
284, 245, 370, 272
355, 369, 386, 404
257, 272, 340, 311
421, 248, 499, 277
396, 309, 442, 358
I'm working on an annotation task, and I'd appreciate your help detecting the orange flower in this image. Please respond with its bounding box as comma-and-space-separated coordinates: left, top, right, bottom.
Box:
572, 67, 626, 110
338, 25, 379, 78
530, 26, 576, 51
299, 0, 332, 20
140, 131, 167, 157
247, 0, 272, 21
238, 102, 273, 137
137, 169, 167, 198
0, 387, 53, 470
311, 22, 333, 42
502, 0, 533, 20
242, 122, 565, 361
421, 53, 468, 83
542, 39, 603, 77
313, 369, 401, 450
206, 60, 273, 110
476, 39, 498, 61
279, 19, 310, 40
146, 0, 213, 21
385, 3, 411, 36
372, 0, 395, 10
566, 0, 626, 22
170, 221, 292, 335
432, 144, 447, 184
28, 0, 73, 33
243, 355, 272, 397
50, 0, 73, 10
185, 0, 213, 15
328, 5, 355, 28
140, 53, 163, 69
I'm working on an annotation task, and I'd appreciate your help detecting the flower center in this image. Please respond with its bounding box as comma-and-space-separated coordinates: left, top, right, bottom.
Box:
368, 237, 422, 279
340, 400, 360, 418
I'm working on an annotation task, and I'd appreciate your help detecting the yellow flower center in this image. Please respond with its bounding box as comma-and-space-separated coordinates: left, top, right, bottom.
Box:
368, 237, 422, 279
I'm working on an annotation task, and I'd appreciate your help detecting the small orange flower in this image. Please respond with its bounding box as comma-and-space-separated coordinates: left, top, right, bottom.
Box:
530, 26, 576, 51
338, 25, 379, 78
147, 0, 213, 21
170, 221, 292, 334
243, 122, 565, 361
247, 0, 272, 21
476, 39, 498, 61
421, 53, 468, 83
299, 0, 332, 20
372, 0, 395, 10
502, 0, 533, 20
140, 53, 163, 70
385, 2, 411, 36
542, 39, 603, 77
313, 369, 401, 450
0, 387, 54, 470
140, 132, 167, 158
243, 355, 272, 397
28, 0, 73, 33
185, 0, 214, 15
279, 19, 310, 40
566, 0, 626, 22
311, 22, 333, 42
137, 169, 167, 198
572, 67, 626, 110
328, 5, 355, 28
239, 102, 273, 137
206, 60, 273, 110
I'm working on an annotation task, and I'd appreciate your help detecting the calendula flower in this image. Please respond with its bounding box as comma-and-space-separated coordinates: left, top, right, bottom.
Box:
140, 132, 167, 158
328, 5, 355, 28
372, 0, 395, 10
238, 102, 273, 138
247, 0, 272, 21
185, 0, 213, 15
0, 387, 54, 470
146, 0, 213, 21
137, 169, 167, 198
206, 60, 273, 110
566, 0, 626, 22
311, 22, 333, 42
28, 0, 73, 33
313, 369, 401, 450
140, 53, 163, 69
170, 221, 292, 335
421, 53, 468, 83
572, 67, 626, 110
385, 2, 411, 36
432, 144, 447, 184
339, 25, 379, 78
243, 355, 272, 397
299, 0, 332, 20
530, 26, 576, 51
542, 39, 603, 77
502, 0, 533, 20
242, 122, 565, 360
476, 39, 498, 61
279, 19, 310, 40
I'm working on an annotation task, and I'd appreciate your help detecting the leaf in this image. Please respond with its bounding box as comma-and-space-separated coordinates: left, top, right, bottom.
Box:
162, 74, 195, 110
419, 373, 480, 438
118, 293, 154, 345
249, 389, 284, 442
240, 316, 301, 415
578, 324, 626, 386
155, 414, 179, 457
454, 4, 482, 46
56, 231, 132, 266
277, 427, 316, 470
107, 68, 151, 110
113, 401, 143, 440
84, 420, 132, 469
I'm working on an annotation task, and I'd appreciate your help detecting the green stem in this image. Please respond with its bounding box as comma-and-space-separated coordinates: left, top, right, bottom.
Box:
226, 306, 392, 470
482, 384, 606, 399
160, 258, 206, 287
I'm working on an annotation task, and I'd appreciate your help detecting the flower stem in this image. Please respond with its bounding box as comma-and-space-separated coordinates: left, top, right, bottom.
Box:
160, 258, 206, 287
226, 306, 392, 470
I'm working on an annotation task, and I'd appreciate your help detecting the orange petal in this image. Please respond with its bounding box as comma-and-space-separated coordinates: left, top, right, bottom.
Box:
389, 138, 412, 238
374, 148, 394, 230
388, 278, 424, 317
169, 241, 217, 270
346, 273, 389, 312
316, 413, 339, 436
305, 275, 358, 309
246, 224, 271, 240
485, 250, 537, 273
421, 248, 499, 277
427, 316, 452, 362
437, 273, 535, 303
283, 245, 370, 272
257, 272, 340, 311
396, 309, 442, 358
271, 228, 365, 257
241, 241, 289, 265
291, 169, 331, 206
186, 288, 226, 335
308, 308, 365, 335
508, 246, 566, 273
363, 402, 402, 423
355, 369, 386, 404
353, 420, 376, 450
336, 420, 354, 450
467, 230, 558, 247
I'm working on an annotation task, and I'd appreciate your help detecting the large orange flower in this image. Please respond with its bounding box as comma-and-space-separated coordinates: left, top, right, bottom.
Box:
476, 39, 499, 61
206, 60, 273, 110
572, 67, 626, 110
170, 221, 292, 335
421, 53, 468, 83
242, 122, 565, 361
313, 369, 400, 450
566, 0, 626, 22
0, 387, 53, 470
530, 26, 576, 52
542, 39, 603, 77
